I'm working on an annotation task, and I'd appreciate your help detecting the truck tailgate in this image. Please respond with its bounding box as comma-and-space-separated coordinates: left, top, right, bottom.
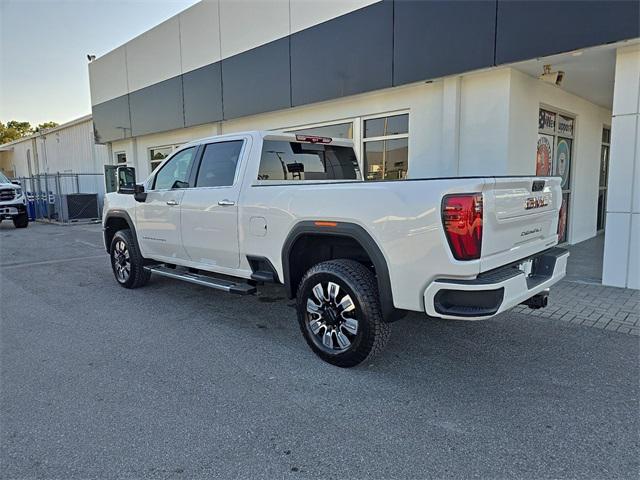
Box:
481, 177, 561, 271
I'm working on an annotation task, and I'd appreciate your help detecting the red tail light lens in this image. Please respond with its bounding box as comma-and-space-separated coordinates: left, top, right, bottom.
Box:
442, 194, 483, 260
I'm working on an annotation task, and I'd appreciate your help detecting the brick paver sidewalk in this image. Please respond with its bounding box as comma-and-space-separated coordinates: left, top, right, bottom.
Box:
512, 280, 640, 335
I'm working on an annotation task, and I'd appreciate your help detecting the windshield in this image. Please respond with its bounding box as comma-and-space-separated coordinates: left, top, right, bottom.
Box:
0, 172, 10, 184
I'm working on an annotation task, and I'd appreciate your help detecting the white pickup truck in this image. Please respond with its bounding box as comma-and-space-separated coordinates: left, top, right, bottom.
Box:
0, 171, 28, 228
103, 131, 568, 367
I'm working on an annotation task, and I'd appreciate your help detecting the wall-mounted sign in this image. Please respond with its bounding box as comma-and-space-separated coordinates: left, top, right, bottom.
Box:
557, 115, 574, 137
555, 138, 572, 189
539, 109, 556, 132
536, 135, 554, 176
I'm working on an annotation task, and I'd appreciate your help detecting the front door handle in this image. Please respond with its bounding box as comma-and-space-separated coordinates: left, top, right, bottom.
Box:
218, 200, 235, 207
166, 200, 178, 206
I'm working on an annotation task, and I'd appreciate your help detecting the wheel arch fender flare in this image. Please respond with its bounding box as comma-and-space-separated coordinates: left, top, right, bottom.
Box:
281, 221, 403, 322
103, 210, 140, 254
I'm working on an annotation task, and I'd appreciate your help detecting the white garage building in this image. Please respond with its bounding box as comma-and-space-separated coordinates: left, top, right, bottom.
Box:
87, 0, 640, 289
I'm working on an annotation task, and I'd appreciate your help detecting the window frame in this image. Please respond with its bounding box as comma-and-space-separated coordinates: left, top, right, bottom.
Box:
361, 111, 410, 181
148, 143, 184, 174
114, 151, 128, 166
192, 139, 247, 190
538, 103, 577, 244
150, 145, 199, 192
283, 118, 360, 162
597, 125, 611, 232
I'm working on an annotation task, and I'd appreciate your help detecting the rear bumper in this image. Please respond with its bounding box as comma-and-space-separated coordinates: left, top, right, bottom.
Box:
424, 247, 569, 320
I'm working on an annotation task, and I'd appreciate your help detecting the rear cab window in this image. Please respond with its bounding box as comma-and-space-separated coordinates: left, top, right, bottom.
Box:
258, 138, 361, 182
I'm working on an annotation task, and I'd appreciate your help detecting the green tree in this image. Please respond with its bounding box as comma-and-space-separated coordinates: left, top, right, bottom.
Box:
35, 121, 59, 132
0, 120, 33, 143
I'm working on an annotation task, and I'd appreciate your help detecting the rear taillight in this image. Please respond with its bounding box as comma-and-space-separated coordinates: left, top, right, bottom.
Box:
442, 193, 483, 261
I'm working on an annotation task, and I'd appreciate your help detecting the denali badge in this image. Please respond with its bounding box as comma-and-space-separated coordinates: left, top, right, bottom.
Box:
525, 195, 549, 210
521, 228, 542, 237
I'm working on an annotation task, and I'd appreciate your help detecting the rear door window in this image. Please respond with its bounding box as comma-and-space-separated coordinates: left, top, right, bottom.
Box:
195, 140, 244, 188
258, 140, 361, 181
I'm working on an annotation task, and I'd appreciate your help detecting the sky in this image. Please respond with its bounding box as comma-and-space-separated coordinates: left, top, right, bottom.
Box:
0, 0, 199, 126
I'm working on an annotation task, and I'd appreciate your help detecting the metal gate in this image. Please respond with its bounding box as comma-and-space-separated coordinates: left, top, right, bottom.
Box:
11, 173, 105, 223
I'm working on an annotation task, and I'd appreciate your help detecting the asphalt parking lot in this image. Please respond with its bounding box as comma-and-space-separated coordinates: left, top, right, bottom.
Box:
1, 222, 638, 479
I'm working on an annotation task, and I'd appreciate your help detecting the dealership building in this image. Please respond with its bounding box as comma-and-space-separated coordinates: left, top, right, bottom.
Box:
87, 0, 639, 288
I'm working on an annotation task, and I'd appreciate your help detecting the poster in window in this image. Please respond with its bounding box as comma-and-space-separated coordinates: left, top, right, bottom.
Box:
539, 109, 556, 132
536, 134, 554, 176
555, 138, 572, 189
558, 193, 569, 243
557, 115, 574, 137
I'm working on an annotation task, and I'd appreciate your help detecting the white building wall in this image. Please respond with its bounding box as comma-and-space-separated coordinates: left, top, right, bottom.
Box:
89, 0, 383, 106
603, 45, 640, 289
6, 118, 109, 179
506, 69, 612, 244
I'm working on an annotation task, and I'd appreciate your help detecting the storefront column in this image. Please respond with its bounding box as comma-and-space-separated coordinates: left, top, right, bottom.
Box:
602, 45, 640, 289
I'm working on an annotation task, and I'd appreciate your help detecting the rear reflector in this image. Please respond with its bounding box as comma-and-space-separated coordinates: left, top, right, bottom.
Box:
295, 134, 332, 144
442, 194, 483, 261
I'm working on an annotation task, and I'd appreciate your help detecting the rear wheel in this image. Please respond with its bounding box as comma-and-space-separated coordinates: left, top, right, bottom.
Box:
13, 213, 28, 228
110, 229, 150, 289
296, 259, 390, 368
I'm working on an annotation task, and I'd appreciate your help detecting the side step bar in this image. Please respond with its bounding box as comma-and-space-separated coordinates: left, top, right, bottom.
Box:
144, 265, 256, 295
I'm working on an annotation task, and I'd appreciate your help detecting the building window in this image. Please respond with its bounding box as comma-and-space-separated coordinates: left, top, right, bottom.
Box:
115, 152, 127, 164
362, 113, 408, 180
537, 107, 574, 243
598, 127, 610, 231
288, 121, 354, 140
149, 144, 183, 172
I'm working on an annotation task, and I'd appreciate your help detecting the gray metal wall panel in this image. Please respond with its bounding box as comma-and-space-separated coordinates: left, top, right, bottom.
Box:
496, 0, 640, 65
183, 62, 224, 127
393, 0, 496, 86
221, 38, 291, 120
129, 77, 185, 137
92, 95, 132, 144
290, 0, 393, 106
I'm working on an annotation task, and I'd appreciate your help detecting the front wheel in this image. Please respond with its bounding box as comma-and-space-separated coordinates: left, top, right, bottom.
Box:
110, 229, 150, 289
13, 213, 28, 228
296, 259, 391, 368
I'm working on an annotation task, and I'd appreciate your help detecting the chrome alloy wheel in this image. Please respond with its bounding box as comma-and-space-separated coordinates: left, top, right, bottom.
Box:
305, 281, 359, 353
112, 239, 131, 283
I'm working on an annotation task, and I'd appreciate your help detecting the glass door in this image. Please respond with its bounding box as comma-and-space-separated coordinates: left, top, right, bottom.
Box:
597, 127, 610, 231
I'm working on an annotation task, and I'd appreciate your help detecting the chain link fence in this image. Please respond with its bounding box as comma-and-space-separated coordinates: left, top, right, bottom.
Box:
11, 173, 105, 223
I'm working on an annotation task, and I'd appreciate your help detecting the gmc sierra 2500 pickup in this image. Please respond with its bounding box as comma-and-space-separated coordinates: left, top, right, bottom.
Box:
103, 131, 568, 367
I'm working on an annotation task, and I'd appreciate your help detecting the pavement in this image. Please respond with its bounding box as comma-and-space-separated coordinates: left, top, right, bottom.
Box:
1, 222, 639, 479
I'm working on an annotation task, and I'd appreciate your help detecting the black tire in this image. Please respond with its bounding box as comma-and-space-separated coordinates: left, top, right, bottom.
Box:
296, 259, 391, 368
13, 213, 28, 228
110, 229, 150, 289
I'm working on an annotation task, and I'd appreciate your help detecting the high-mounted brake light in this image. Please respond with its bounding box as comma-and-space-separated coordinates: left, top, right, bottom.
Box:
295, 134, 332, 144
441, 194, 483, 261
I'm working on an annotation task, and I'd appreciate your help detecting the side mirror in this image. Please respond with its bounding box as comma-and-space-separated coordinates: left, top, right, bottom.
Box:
117, 166, 136, 194
133, 184, 147, 203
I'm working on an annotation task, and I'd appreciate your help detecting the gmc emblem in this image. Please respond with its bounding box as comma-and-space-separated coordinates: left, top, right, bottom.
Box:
525, 196, 549, 210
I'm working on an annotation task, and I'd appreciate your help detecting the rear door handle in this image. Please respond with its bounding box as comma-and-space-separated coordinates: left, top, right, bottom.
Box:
166, 200, 178, 206
218, 200, 235, 206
